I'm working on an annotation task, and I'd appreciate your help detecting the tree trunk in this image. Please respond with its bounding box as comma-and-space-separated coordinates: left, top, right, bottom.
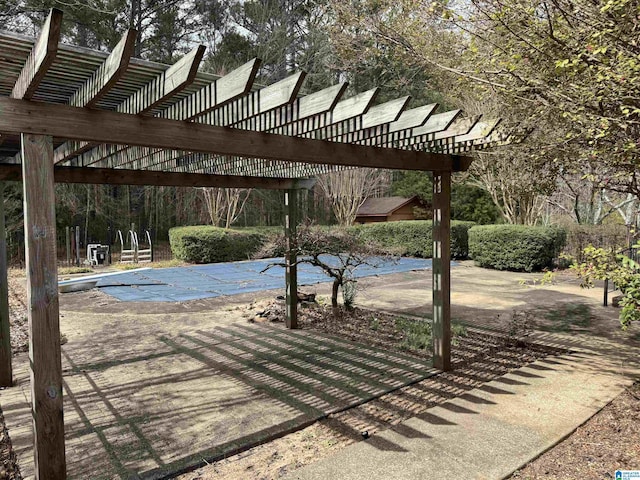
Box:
331, 279, 340, 317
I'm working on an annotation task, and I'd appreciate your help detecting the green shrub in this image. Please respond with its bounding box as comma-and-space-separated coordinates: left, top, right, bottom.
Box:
451, 221, 476, 259
469, 225, 567, 272
350, 220, 475, 259
169, 226, 267, 264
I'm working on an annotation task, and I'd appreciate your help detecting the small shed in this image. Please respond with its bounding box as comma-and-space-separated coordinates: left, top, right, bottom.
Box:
356, 196, 424, 223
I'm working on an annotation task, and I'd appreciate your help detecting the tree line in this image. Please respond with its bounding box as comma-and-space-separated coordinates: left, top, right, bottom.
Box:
0, 0, 637, 258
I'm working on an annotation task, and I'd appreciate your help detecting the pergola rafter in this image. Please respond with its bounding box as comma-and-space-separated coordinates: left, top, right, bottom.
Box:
94, 77, 346, 173
52, 44, 206, 166
0, 9, 62, 149
0, 10, 513, 479
11, 9, 62, 101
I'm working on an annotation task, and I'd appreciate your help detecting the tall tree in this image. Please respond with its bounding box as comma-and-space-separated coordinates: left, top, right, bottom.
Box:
317, 169, 391, 226
329, 0, 640, 199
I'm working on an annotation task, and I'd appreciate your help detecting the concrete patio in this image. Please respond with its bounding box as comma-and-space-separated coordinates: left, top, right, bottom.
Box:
2, 262, 639, 479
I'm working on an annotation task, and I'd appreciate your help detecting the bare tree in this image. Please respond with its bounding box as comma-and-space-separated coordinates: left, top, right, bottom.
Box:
258, 223, 395, 317
468, 148, 556, 225
544, 157, 639, 225
317, 168, 391, 226
200, 187, 252, 229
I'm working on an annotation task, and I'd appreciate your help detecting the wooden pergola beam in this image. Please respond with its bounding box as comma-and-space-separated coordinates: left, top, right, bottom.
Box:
0, 97, 473, 172
312, 95, 411, 141
452, 118, 502, 144
346, 103, 439, 147
160, 58, 260, 121
401, 115, 481, 151
269, 88, 379, 137
53, 44, 206, 166
388, 103, 438, 134
121, 82, 348, 174
231, 80, 344, 131
434, 119, 503, 154
50, 29, 137, 164
22, 133, 66, 478
11, 9, 63, 100
1, 9, 62, 149
391, 110, 462, 149
0, 164, 307, 189
69, 29, 137, 109
119, 45, 206, 115
86, 69, 305, 170
196, 71, 306, 128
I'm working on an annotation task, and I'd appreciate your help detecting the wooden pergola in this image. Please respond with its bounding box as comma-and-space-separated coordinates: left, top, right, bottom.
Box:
0, 9, 508, 479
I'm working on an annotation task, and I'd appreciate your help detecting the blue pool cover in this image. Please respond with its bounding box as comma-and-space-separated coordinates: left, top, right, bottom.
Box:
94, 256, 440, 302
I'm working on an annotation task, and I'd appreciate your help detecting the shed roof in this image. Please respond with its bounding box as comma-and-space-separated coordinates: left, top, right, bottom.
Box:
357, 196, 421, 216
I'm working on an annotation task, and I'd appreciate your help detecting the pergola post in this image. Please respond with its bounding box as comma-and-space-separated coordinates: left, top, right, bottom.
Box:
432, 171, 452, 371
0, 182, 12, 386
284, 189, 298, 329
21, 133, 66, 479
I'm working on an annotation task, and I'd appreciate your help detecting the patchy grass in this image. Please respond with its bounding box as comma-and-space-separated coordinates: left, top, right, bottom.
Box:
395, 316, 467, 352
113, 259, 184, 270
113, 263, 144, 271
149, 259, 184, 269
536, 303, 592, 332
59, 266, 94, 275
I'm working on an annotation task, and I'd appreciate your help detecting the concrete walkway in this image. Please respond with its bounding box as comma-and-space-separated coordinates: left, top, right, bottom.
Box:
285, 333, 639, 480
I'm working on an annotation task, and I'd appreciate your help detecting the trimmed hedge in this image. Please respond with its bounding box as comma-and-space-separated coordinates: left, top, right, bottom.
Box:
169, 226, 267, 264
468, 225, 567, 272
349, 220, 475, 259
171, 221, 478, 264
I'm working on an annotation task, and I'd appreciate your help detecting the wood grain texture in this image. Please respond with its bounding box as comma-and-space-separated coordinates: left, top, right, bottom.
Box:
196, 71, 306, 128
285, 190, 298, 329
0, 164, 305, 188
117, 45, 206, 115
54, 44, 206, 166
0, 182, 11, 386
106, 82, 346, 172
309, 96, 411, 142
11, 9, 62, 100
51, 29, 137, 164
86, 59, 260, 168
232, 81, 346, 132
331, 88, 379, 124
21, 133, 66, 479
161, 58, 260, 122
388, 103, 438, 133
68, 29, 137, 109
268, 88, 378, 138
454, 118, 502, 143
85, 69, 303, 170
99, 75, 331, 171
432, 171, 451, 372
0, 97, 472, 172
361, 96, 411, 130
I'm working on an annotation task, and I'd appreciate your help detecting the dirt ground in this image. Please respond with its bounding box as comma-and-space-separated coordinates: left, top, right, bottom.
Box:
2, 263, 640, 479
510, 382, 640, 480
176, 338, 560, 480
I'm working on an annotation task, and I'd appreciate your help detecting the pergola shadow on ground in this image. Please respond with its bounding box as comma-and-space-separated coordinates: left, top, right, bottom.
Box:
0, 8, 511, 478
5, 322, 437, 479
